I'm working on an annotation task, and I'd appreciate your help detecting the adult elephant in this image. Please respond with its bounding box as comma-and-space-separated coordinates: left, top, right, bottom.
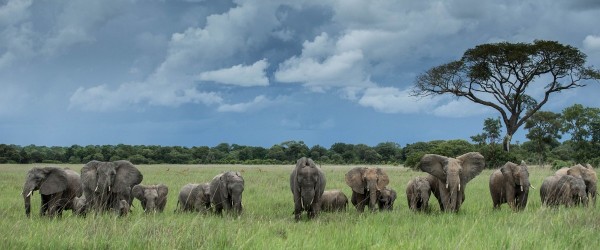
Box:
177, 183, 212, 213
81, 160, 143, 214
419, 152, 485, 212
132, 184, 169, 213
290, 157, 326, 220
210, 171, 245, 215
320, 190, 348, 212
555, 164, 597, 206
489, 161, 532, 211
377, 187, 397, 211
541, 175, 588, 207
406, 176, 431, 212
22, 167, 82, 217
345, 167, 389, 212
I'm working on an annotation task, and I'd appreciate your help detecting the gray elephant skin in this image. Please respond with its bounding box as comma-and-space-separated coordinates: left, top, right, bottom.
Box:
320, 190, 348, 212
290, 157, 326, 220
345, 167, 389, 212
419, 152, 485, 212
133, 184, 168, 213
541, 174, 588, 207
489, 161, 531, 211
555, 164, 597, 206
406, 176, 431, 212
177, 183, 211, 213
377, 187, 397, 211
81, 160, 143, 215
210, 171, 245, 215
22, 167, 82, 217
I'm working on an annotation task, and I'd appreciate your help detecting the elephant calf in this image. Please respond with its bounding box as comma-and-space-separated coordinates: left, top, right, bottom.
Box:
378, 187, 397, 211
320, 190, 348, 212
210, 171, 245, 216
133, 184, 168, 213
406, 176, 431, 212
177, 183, 211, 213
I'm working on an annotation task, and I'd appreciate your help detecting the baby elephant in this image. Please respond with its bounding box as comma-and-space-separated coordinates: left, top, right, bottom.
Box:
377, 187, 397, 211
132, 184, 169, 213
320, 190, 348, 212
73, 196, 87, 216
177, 183, 211, 213
117, 199, 130, 216
406, 176, 431, 212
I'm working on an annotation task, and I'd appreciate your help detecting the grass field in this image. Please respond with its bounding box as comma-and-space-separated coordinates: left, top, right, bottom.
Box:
1, 164, 599, 249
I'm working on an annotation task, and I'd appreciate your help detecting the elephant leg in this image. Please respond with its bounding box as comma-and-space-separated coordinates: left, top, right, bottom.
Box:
40, 194, 50, 216
351, 192, 367, 212
293, 198, 303, 221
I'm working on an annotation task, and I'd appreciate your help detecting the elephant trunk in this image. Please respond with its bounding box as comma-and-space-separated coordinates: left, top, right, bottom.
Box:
367, 180, 378, 212
232, 192, 243, 214
301, 189, 315, 210
22, 183, 36, 217
446, 175, 460, 212
146, 200, 155, 213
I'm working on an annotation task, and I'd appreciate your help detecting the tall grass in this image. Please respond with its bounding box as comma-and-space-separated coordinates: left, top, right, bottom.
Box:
1, 164, 599, 249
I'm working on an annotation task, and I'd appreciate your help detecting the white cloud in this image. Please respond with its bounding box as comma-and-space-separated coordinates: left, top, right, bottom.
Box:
217, 95, 274, 112
358, 87, 440, 114
199, 59, 270, 87
0, 0, 32, 26
432, 99, 491, 118
69, 80, 223, 112
583, 35, 600, 51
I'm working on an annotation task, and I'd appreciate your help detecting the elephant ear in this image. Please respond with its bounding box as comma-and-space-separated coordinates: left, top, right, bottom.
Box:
315, 166, 326, 199
113, 160, 143, 193
500, 162, 517, 185
375, 168, 389, 190
40, 168, 68, 195
345, 167, 367, 194
157, 184, 169, 199
457, 152, 485, 184
132, 185, 145, 201
81, 161, 100, 191
419, 154, 448, 181
585, 163, 594, 170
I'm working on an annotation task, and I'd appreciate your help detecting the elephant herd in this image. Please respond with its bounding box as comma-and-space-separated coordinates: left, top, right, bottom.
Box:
21, 160, 245, 217
21, 153, 597, 220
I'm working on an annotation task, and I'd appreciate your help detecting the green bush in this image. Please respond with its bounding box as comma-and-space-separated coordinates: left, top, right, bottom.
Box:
551, 159, 572, 170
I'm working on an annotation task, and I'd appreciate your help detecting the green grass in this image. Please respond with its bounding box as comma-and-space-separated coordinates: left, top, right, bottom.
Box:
1, 164, 599, 249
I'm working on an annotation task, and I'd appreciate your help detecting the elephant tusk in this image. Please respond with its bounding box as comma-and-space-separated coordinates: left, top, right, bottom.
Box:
521, 186, 524, 192
95, 186, 98, 192
529, 185, 536, 190
26, 191, 32, 197
458, 183, 461, 192
108, 186, 111, 192
446, 183, 449, 189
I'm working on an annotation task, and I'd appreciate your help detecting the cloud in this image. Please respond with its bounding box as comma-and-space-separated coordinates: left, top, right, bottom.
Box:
41, 0, 125, 55
0, 0, 32, 26
358, 87, 439, 114
69, 81, 223, 112
198, 59, 270, 87
432, 99, 491, 118
583, 35, 600, 51
0, 84, 29, 116
217, 95, 274, 112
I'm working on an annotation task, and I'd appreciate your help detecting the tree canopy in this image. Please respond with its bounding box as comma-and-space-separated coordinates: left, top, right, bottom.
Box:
413, 40, 600, 151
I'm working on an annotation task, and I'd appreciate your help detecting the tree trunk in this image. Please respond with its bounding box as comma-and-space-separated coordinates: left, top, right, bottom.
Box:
503, 134, 513, 152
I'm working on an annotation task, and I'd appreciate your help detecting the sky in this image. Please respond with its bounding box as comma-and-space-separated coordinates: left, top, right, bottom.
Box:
1, 0, 600, 149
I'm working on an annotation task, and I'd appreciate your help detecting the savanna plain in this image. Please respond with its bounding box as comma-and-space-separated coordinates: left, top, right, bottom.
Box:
1, 164, 599, 249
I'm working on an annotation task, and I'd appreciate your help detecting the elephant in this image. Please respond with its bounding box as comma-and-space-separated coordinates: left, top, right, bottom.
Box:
290, 157, 326, 220
117, 199, 130, 216
541, 175, 588, 207
132, 184, 168, 213
210, 171, 245, 215
489, 161, 532, 211
345, 167, 389, 212
81, 160, 143, 215
406, 176, 431, 212
419, 152, 485, 212
555, 164, 597, 206
176, 183, 211, 213
22, 167, 82, 217
320, 190, 348, 212
377, 187, 397, 211
72, 196, 87, 216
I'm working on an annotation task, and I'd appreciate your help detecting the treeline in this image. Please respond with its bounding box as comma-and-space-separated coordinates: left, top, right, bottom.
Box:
1, 103, 597, 168
0, 139, 597, 169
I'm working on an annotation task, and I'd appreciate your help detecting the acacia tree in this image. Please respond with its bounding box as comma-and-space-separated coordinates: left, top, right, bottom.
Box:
470, 117, 502, 145
413, 40, 600, 151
